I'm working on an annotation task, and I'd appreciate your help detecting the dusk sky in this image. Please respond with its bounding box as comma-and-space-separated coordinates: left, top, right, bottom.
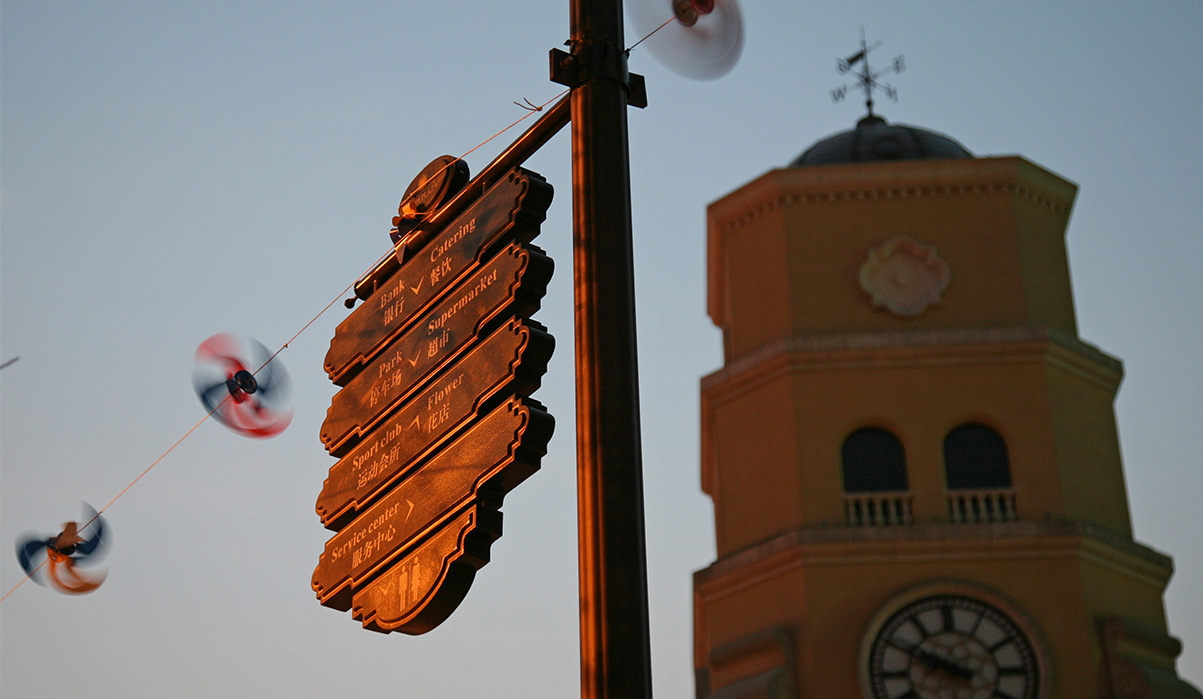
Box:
3, 2, 1200, 696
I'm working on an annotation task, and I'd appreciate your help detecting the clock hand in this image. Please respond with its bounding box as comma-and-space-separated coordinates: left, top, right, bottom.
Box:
913, 647, 974, 682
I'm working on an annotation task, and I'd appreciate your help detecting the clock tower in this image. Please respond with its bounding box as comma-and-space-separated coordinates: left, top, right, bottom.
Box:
692, 114, 1202, 698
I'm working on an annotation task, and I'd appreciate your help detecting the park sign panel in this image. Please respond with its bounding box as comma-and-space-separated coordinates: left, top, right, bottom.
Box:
320, 244, 552, 458
313, 162, 555, 634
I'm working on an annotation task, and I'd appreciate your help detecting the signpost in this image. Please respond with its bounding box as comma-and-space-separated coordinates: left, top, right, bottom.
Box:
314, 0, 655, 692
312, 164, 555, 633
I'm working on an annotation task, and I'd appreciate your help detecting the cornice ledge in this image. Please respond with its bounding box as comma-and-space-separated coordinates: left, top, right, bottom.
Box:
694, 519, 1173, 594
701, 327, 1122, 399
716, 181, 1070, 237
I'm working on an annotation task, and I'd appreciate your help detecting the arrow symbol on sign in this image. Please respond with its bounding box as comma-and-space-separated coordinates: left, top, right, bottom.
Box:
408, 350, 421, 367
410, 279, 423, 294
405, 499, 415, 523
410, 415, 422, 431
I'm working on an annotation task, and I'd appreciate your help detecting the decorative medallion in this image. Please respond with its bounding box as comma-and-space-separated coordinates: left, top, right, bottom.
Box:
858, 236, 951, 317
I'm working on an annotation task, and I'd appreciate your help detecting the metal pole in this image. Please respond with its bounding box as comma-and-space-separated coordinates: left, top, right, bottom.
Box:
569, 0, 653, 696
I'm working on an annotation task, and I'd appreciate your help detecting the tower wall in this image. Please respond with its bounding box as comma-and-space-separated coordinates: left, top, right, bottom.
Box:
695, 153, 1199, 698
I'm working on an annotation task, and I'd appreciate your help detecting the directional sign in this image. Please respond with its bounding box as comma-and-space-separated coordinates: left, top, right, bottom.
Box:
317, 319, 552, 530
315, 159, 555, 635
312, 398, 552, 622
325, 168, 553, 386
320, 243, 552, 456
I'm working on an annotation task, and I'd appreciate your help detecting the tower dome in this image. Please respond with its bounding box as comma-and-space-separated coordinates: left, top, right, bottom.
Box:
790, 114, 973, 167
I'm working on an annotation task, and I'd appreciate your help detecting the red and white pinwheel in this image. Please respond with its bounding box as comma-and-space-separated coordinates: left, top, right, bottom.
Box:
192, 333, 292, 438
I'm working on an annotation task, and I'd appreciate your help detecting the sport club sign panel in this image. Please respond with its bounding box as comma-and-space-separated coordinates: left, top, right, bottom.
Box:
312, 165, 554, 634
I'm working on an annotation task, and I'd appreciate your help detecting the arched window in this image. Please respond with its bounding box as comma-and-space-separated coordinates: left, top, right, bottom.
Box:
944, 424, 1011, 490
841, 428, 908, 493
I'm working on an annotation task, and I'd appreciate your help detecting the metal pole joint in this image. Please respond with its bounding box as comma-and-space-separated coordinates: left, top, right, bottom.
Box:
550, 45, 647, 108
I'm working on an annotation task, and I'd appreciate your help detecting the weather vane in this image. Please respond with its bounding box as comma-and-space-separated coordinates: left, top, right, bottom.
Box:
830, 28, 905, 119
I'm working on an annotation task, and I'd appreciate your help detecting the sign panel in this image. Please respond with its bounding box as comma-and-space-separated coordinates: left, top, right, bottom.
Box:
320, 243, 552, 456
352, 505, 497, 635
325, 169, 553, 386
312, 398, 552, 613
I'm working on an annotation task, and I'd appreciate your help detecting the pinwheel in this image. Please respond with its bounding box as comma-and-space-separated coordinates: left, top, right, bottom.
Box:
192, 333, 293, 438
628, 0, 743, 80
16, 504, 109, 595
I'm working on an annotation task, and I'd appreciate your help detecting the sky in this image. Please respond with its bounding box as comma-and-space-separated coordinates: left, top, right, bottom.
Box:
2, 2, 1201, 697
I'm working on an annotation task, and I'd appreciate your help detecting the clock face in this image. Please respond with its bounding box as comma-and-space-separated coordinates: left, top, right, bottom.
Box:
867, 594, 1040, 699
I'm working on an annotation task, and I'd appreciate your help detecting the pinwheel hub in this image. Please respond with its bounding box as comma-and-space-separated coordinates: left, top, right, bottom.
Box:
228, 369, 258, 398
672, 0, 713, 27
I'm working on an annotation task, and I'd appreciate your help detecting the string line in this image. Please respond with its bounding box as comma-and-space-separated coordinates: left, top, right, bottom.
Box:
0, 559, 43, 603
255, 247, 395, 374
626, 15, 676, 55
458, 89, 569, 163
1, 81, 579, 604
0, 396, 230, 603
4, 20, 678, 600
